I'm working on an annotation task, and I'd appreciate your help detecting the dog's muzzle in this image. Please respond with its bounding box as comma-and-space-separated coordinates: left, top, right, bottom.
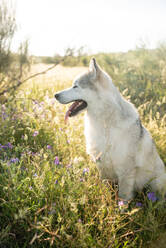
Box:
54, 93, 60, 100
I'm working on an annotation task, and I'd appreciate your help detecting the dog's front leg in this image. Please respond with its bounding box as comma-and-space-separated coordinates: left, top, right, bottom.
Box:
118, 168, 136, 201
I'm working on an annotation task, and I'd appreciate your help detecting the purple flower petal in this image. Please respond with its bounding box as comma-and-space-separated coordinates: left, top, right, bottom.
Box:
47, 145, 52, 149
118, 200, 124, 206
54, 156, 59, 165
10, 158, 19, 164
33, 131, 39, 137
136, 202, 143, 207
7, 143, 13, 149
83, 168, 89, 175
147, 192, 157, 202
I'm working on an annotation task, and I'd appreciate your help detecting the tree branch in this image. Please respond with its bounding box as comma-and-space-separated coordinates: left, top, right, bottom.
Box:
0, 58, 64, 97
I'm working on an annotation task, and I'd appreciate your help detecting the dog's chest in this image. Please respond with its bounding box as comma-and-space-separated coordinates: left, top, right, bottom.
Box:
84, 114, 111, 158
84, 114, 130, 173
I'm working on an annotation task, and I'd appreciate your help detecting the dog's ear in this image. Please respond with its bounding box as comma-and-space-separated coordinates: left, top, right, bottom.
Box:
89, 58, 101, 79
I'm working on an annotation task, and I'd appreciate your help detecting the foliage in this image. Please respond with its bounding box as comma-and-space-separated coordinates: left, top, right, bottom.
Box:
0, 61, 166, 247
0, 0, 30, 100
0, 0, 16, 74
38, 46, 89, 67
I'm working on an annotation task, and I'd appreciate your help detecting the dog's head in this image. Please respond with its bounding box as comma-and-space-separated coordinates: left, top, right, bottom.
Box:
55, 58, 111, 121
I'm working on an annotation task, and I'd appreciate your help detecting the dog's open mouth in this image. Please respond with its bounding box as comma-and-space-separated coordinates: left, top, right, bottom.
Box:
65, 100, 87, 122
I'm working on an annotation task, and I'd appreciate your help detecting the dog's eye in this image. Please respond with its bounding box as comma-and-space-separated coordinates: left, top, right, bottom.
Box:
73, 85, 78, 89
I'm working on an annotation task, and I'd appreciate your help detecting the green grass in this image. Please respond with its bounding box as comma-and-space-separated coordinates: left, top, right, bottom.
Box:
0, 67, 166, 248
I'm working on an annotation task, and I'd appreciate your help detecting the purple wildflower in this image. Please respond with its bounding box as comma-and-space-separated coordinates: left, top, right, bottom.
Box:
0, 144, 7, 149
2, 112, 8, 120
54, 156, 59, 165
55, 180, 58, 184
10, 158, 19, 164
47, 145, 52, 149
7, 142, 13, 149
33, 131, 39, 137
33, 173, 37, 177
33, 100, 38, 104
118, 200, 124, 207
147, 192, 157, 202
83, 168, 89, 175
136, 202, 143, 207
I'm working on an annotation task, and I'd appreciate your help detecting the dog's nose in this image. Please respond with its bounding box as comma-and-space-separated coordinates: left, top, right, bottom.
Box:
54, 93, 60, 100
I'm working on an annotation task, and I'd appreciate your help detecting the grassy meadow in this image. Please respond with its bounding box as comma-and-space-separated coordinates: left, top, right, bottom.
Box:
0, 51, 166, 247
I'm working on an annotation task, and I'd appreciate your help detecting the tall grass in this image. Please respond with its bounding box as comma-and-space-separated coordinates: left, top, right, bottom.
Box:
0, 59, 166, 247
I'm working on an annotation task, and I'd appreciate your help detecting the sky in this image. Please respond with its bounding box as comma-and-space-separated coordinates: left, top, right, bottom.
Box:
12, 0, 166, 56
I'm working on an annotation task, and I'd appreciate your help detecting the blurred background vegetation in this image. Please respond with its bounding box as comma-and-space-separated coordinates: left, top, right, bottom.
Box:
0, 0, 30, 100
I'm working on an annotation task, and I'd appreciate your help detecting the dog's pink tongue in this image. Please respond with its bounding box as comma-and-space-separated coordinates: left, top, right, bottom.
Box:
65, 110, 71, 123
65, 101, 78, 123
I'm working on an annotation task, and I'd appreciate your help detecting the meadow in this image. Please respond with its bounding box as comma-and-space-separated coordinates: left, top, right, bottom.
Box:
0, 50, 166, 247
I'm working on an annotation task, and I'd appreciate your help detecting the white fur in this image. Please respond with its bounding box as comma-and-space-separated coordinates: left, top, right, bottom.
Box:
55, 58, 166, 201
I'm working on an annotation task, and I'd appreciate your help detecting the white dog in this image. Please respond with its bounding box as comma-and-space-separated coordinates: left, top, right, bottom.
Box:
55, 58, 166, 201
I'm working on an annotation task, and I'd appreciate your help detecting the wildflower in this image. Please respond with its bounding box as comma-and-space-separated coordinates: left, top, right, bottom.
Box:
47, 145, 52, 149
0, 144, 7, 149
55, 180, 58, 184
83, 168, 89, 175
136, 202, 143, 207
54, 156, 59, 165
10, 158, 19, 164
147, 192, 157, 202
33, 131, 39, 137
118, 200, 124, 207
7, 142, 13, 149
2, 112, 8, 120
33, 100, 38, 104
78, 219, 82, 223
33, 173, 37, 177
